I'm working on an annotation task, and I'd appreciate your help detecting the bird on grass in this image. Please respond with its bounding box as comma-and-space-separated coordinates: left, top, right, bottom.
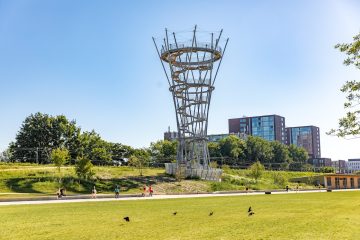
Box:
209, 211, 214, 216
123, 217, 130, 222
248, 206, 255, 216
173, 212, 177, 216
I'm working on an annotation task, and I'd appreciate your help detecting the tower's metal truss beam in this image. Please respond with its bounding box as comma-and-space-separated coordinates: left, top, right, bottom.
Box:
153, 26, 229, 170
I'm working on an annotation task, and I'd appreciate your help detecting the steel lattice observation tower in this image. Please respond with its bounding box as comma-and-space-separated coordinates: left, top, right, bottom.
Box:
153, 26, 229, 181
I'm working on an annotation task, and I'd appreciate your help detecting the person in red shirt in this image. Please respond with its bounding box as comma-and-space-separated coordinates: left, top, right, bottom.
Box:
149, 185, 153, 197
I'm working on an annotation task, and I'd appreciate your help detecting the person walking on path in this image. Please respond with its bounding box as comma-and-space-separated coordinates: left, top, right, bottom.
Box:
142, 185, 147, 197
286, 185, 289, 192
114, 185, 120, 199
57, 188, 66, 199
149, 185, 153, 197
91, 186, 97, 199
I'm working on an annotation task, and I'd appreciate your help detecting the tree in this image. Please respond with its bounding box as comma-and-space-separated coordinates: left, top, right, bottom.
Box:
149, 140, 177, 164
270, 141, 290, 164
75, 156, 94, 180
218, 135, 246, 164
288, 144, 308, 163
0, 148, 12, 162
245, 136, 273, 163
110, 143, 134, 160
77, 131, 112, 165
248, 161, 265, 182
50, 148, 70, 172
128, 148, 150, 176
9, 112, 80, 163
328, 33, 360, 137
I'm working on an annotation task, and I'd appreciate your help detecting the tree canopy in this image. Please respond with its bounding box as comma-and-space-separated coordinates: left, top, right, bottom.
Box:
329, 33, 360, 137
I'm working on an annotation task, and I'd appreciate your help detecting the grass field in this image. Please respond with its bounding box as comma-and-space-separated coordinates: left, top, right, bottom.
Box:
1, 191, 359, 240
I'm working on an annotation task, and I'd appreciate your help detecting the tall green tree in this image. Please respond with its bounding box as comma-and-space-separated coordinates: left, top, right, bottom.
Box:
149, 140, 177, 164
10, 113, 80, 163
50, 148, 70, 172
270, 141, 290, 163
110, 143, 134, 160
329, 33, 360, 137
288, 144, 308, 163
218, 135, 246, 163
77, 131, 112, 165
245, 136, 273, 163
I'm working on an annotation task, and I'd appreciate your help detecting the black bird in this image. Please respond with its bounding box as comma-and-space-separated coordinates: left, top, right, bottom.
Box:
248, 212, 255, 216
248, 207, 252, 213
123, 216, 130, 222
209, 211, 214, 216
173, 212, 177, 216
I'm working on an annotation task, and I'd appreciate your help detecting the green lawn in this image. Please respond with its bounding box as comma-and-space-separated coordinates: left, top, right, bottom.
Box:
1, 191, 359, 240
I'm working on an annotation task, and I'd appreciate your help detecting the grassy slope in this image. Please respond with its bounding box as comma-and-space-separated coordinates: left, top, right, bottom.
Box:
0, 164, 320, 198
0, 191, 359, 240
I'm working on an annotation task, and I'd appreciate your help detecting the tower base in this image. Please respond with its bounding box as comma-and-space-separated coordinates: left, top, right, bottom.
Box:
165, 163, 222, 182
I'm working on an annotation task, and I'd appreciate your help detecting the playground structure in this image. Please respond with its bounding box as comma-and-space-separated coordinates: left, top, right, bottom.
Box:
153, 26, 228, 181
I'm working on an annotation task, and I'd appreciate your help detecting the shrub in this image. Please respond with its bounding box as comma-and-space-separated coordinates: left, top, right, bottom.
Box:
272, 172, 288, 186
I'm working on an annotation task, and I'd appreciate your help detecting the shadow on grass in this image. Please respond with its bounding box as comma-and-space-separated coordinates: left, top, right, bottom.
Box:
3, 174, 176, 194
4, 178, 44, 193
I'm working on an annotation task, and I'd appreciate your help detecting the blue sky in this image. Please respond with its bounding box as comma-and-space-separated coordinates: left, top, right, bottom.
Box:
0, 0, 359, 160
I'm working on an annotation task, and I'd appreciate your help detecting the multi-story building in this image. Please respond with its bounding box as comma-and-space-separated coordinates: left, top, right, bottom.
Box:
285, 126, 321, 158
348, 158, 360, 173
228, 114, 286, 144
164, 131, 179, 141
308, 158, 332, 169
332, 160, 348, 174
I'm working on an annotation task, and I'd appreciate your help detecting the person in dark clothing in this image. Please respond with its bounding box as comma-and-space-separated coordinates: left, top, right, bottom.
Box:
114, 185, 120, 199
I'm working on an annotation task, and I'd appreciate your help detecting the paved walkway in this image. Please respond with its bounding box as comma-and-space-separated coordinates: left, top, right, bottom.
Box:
1, 189, 359, 206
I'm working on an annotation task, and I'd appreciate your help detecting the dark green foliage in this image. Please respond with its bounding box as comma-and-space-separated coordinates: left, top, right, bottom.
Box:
149, 140, 177, 164
319, 166, 335, 173
245, 136, 273, 163
10, 112, 80, 164
75, 156, 94, 180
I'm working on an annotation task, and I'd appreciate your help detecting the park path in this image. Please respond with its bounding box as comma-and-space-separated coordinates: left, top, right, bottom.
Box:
1, 189, 359, 206
0, 166, 71, 171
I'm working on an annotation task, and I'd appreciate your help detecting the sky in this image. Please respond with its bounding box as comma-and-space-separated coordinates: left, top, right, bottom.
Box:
0, 0, 359, 160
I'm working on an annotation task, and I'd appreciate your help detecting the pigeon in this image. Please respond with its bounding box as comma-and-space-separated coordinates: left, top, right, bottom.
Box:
209, 211, 214, 216
248, 207, 252, 213
123, 217, 130, 222
173, 212, 177, 216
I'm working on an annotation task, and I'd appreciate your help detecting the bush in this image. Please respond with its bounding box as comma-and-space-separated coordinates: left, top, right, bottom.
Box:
248, 161, 265, 182
272, 172, 288, 186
